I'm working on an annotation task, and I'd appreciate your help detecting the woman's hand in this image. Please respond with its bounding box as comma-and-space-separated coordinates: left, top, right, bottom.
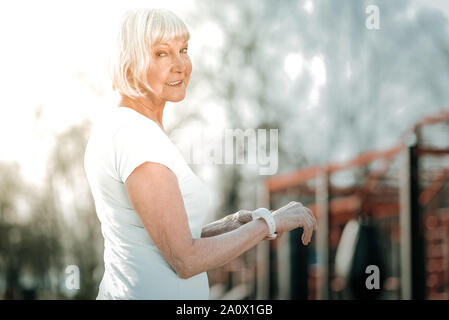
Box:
226, 210, 253, 232
272, 201, 317, 245
201, 210, 254, 238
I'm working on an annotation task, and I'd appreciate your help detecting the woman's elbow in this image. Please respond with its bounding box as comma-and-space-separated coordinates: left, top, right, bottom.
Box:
178, 250, 204, 280
177, 269, 192, 280
167, 258, 190, 279
176, 260, 197, 279
168, 249, 197, 279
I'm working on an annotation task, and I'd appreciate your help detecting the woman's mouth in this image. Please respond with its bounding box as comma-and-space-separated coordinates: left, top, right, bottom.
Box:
166, 80, 183, 86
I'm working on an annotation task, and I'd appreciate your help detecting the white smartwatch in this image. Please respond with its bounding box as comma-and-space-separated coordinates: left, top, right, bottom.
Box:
252, 208, 277, 239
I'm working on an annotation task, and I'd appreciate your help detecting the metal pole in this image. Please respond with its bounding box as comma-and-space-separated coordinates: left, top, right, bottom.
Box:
399, 146, 412, 299
268, 193, 277, 299
290, 228, 309, 299
256, 182, 270, 299
316, 166, 329, 299
399, 131, 427, 300
409, 141, 426, 299
277, 231, 291, 299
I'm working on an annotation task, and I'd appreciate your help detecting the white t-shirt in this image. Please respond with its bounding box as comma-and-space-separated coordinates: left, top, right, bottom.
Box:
84, 106, 211, 300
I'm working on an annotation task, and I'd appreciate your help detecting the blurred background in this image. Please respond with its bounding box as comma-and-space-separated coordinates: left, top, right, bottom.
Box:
0, 0, 448, 299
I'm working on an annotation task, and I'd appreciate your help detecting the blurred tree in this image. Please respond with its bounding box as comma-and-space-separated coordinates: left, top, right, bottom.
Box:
185, 0, 449, 201
0, 162, 64, 299
0, 120, 102, 300
44, 120, 103, 299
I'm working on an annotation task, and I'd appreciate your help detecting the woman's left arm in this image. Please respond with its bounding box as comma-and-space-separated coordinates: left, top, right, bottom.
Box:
201, 210, 253, 238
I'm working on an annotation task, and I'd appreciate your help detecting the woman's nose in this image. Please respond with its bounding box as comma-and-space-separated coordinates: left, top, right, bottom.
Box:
172, 55, 187, 73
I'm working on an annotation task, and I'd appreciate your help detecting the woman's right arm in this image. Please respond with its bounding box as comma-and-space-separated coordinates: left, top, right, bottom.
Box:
125, 162, 317, 280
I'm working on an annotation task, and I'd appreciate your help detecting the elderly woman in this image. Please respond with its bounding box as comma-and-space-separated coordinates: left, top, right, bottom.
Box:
84, 8, 317, 300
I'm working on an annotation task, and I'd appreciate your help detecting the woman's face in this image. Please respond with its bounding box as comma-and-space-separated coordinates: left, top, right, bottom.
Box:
147, 38, 192, 102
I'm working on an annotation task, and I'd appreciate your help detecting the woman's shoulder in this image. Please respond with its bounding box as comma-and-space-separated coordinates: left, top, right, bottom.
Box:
90, 107, 161, 140
112, 112, 168, 144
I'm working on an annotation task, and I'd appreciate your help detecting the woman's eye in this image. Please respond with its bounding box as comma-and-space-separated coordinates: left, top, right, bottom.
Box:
156, 48, 187, 56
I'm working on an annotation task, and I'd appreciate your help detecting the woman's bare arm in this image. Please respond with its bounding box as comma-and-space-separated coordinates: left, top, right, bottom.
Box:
125, 162, 271, 279
186, 217, 270, 278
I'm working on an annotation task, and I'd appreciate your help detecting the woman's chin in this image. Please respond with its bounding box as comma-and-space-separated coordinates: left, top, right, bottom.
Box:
168, 94, 186, 102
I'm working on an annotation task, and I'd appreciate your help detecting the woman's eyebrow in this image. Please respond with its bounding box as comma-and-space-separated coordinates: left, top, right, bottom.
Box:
153, 44, 168, 49
155, 40, 188, 47
152, 41, 188, 51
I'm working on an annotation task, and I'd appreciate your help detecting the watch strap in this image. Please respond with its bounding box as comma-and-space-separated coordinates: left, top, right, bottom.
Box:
252, 208, 277, 238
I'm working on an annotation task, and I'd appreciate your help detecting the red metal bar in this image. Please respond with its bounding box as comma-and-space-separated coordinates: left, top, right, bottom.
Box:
265, 144, 404, 193
414, 109, 449, 128
417, 148, 449, 156
265, 109, 449, 194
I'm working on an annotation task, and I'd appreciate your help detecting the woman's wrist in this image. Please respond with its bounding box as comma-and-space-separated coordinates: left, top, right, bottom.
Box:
252, 208, 277, 238
252, 216, 271, 237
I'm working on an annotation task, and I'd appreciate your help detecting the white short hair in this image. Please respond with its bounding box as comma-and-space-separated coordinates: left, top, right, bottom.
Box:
110, 8, 190, 98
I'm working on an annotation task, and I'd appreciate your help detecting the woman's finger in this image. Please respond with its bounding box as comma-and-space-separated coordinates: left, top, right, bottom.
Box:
306, 220, 313, 244
307, 217, 313, 243
306, 211, 317, 233
301, 208, 314, 232
304, 207, 318, 230
301, 232, 307, 245
299, 215, 308, 245
301, 219, 312, 245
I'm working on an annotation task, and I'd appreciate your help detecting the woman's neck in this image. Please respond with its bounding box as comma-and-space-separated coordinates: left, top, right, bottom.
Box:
118, 95, 166, 131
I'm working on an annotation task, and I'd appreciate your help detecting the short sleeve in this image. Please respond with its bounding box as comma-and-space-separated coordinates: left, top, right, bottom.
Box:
112, 123, 177, 183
